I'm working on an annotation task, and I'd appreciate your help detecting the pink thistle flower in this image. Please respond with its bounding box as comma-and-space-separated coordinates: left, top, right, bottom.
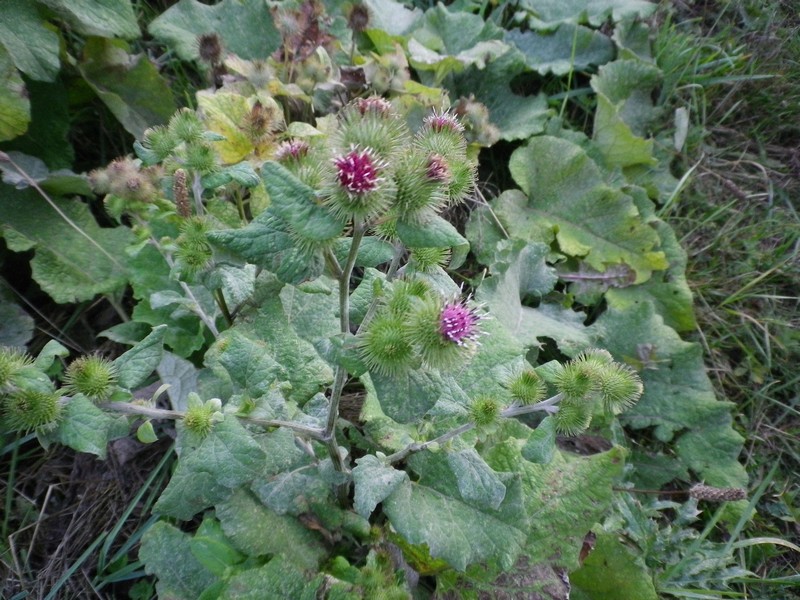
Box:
439, 299, 482, 345
274, 139, 310, 161
426, 153, 451, 183
333, 147, 383, 195
424, 110, 465, 134
356, 96, 393, 116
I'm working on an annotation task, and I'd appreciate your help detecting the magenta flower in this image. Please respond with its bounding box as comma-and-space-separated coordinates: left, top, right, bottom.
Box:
424, 110, 465, 134
333, 148, 382, 195
356, 97, 393, 116
274, 139, 310, 161
439, 299, 481, 345
426, 153, 451, 183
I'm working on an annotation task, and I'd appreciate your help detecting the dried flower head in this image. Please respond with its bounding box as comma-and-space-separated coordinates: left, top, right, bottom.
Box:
347, 3, 370, 33
173, 168, 190, 217
197, 33, 223, 65
689, 484, 747, 502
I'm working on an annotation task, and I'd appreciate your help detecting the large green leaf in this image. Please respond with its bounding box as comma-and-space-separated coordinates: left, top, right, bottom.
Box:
149, 0, 282, 63
57, 395, 129, 458
408, 4, 507, 81
506, 24, 615, 76
78, 38, 176, 139
591, 59, 662, 168
128, 242, 210, 357
261, 161, 344, 244
115, 325, 167, 390
204, 329, 283, 399
484, 432, 625, 570
0, 186, 133, 304
220, 556, 324, 600
209, 211, 326, 285
506, 136, 667, 282
571, 531, 658, 600
0, 48, 30, 142
237, 279, 335, 403
519, 0, 656, 30
0, 284, 34, 347
605, 219, 696, 332
476, 239, 597, 357
0, 0, 59, 82
216, 488, 327, 572
1, 79, 72, 167
37, 0, 139, 39
384, 451, 529, 571
352, 454, 409, 519
370, 368, 470, 424
596, 299, 747, 493
154, 416, 265, 520
140, 521, 217, 600
448, 49, 551, 141
363, 0, 422, 36
206, 274, 337, 404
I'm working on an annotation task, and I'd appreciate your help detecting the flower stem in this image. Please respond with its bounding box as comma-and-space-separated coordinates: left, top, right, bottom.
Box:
500, 393, 563, 418
385, 422, 475, 465
384, 394, 565, 465
213, 288, 233, 327
324, 219, 367, 503
97, 401, 327, 440
356, 241, 404, 335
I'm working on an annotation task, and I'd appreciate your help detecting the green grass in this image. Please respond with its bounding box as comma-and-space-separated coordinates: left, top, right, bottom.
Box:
653, 1, 800, 596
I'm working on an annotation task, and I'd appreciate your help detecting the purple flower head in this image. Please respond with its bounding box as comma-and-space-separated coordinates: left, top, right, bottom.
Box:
424, 110, 465, 134
333, 147, 383, 195
426, 153, 451, 183
439, 298, 482, 345
356, 97, 393, 116
274, 139, 310, 161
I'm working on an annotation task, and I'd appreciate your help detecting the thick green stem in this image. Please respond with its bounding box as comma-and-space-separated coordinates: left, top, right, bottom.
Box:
385, 422, 475, 465
213, 288, 233, 327
323, 219, 367, 503
384, 394, 565, 465
98, 401, 326, 440
356, 241, 404, 335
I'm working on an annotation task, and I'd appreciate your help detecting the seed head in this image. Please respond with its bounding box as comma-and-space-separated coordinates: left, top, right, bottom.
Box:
2, 389, 61, 433
347, 3, 370, 33
469, 395, 501, 427
63, 355, 118, 401
197, 33, 223, 65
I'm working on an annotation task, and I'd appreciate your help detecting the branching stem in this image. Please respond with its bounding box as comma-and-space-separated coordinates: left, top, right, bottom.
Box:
98, 401, 326, 441
385, 394, 565, 464
324, 219, 367, 502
